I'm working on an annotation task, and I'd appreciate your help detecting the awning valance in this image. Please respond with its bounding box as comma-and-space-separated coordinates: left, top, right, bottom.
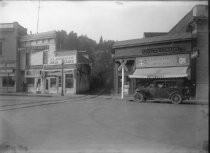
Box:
129, 67, 190, 78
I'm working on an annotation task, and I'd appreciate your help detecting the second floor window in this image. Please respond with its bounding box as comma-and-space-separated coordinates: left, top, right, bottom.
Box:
43, 51, 48, 64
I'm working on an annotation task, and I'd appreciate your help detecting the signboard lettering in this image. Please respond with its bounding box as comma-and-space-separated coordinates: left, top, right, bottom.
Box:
18, 45, 49, 52
136, 54, 190, 68
49, 55, 76, 65
25, 70, 41, 77
142, 46, 185, 55
0, 69, 13, 73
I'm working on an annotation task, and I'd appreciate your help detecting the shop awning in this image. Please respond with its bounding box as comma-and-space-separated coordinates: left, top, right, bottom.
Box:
129, 67, 190, 78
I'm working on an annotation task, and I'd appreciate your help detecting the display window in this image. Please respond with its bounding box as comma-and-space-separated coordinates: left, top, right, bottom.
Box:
2, 76, 15, 87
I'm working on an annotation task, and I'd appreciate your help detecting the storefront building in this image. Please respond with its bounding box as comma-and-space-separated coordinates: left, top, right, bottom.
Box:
0, 22, 27, 92
18, 31, 90, 94
112, 5, 208, 101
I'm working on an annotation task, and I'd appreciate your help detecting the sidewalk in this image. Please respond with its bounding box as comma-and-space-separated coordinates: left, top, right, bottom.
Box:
0, 92, 75, 97
0, 92, 208, 105
102, 94, 209, 105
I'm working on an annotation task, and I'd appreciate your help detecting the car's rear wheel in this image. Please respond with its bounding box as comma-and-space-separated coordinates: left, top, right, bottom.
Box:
170, 93, 183, 104
134, 92, 145, 102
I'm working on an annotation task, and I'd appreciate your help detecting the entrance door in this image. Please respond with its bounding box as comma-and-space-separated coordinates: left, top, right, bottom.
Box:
65, 74, 74, 94
45, 78, 49, 92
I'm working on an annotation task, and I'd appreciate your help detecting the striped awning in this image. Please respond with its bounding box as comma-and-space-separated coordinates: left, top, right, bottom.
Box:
129, 67, 190, 78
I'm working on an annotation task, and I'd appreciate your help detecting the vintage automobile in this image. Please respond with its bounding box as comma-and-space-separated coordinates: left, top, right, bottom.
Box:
134, 80, 190, 104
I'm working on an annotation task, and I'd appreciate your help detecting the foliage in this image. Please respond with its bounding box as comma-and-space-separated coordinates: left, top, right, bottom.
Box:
56, 31, 115, 92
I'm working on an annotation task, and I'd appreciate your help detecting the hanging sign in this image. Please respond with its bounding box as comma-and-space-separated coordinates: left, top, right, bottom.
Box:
191, 47, 199, 59
142, 46, 185, 55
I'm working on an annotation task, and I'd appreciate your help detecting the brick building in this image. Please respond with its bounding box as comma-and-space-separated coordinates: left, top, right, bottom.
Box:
112, 5, 208, 102
0, 22, 27, 92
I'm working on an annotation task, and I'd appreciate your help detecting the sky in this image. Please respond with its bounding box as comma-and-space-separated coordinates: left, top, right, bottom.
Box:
0, 1, 208, 42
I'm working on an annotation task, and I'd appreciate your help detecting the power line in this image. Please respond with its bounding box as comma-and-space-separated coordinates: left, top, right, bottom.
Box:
36, 0, 41, 33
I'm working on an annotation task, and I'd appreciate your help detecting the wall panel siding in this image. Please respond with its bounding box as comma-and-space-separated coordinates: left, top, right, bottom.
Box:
195, 29, 208, 100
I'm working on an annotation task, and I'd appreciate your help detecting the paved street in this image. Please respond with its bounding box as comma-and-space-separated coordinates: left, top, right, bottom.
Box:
0, 95, 208, 153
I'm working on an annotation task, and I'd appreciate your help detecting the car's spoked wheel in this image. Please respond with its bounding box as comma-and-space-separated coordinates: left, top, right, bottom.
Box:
134, 92, 145, 102
171, 93, 183, 104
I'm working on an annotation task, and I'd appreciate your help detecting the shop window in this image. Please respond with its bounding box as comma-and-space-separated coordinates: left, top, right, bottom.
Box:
65, 74, 73, 88
27, 78, 35, 86
2, 76, 15, 87
50, 78, 56, 88
58, 76, 62, 87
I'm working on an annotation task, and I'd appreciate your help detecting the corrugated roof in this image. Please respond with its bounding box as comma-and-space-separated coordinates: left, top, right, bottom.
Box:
113, 32, 195, 48
20, 31, 56, 41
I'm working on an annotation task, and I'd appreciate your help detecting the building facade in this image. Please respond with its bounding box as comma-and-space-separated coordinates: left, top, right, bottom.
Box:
112, 5, 208, 101
18, 31, 90, 95
0, 23, 90, 95
0, 22, 27, 92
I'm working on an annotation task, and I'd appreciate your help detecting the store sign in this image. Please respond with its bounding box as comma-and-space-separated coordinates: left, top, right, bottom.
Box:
136, 54, 190, 68
18, 45, 49, 52
142, 46, 185, 55
49, 55, 76, 65
0, 61, 16, 68
25, 65, 43, 70
0, 69, 13, 73
25, 70, 41, 77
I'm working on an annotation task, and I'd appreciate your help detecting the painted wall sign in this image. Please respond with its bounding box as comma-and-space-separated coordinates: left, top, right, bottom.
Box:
136, 54, 190, 68
18, 45, 49, 52
49, 55, 76, 65
142, 46, 186, 55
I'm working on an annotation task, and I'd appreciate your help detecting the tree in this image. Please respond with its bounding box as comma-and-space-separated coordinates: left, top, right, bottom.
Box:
56, 30, 67, 49
55, 30, 115, 92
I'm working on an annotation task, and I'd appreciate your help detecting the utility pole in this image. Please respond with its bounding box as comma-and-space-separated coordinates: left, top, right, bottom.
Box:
61, 59, 64, 96
7, 73, 9, 93
118, 59, 128, 99
37, 0, 41, 33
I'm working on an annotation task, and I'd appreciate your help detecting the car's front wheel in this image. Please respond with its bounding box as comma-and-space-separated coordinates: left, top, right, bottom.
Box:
134, 92, 145, 102
170, 93, 183, 104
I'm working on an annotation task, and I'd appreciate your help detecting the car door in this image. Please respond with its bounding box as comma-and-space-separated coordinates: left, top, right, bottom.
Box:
154, 81, 166, 98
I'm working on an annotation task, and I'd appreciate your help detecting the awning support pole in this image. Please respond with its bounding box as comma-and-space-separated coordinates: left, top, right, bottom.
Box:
121, 66, 124, 99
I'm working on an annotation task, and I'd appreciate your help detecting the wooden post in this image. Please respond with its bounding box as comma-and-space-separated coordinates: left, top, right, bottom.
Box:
61, 59, 64, 96
121, 66, 124, 99
118, 59, 127, 100
7, 73, 9, 93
